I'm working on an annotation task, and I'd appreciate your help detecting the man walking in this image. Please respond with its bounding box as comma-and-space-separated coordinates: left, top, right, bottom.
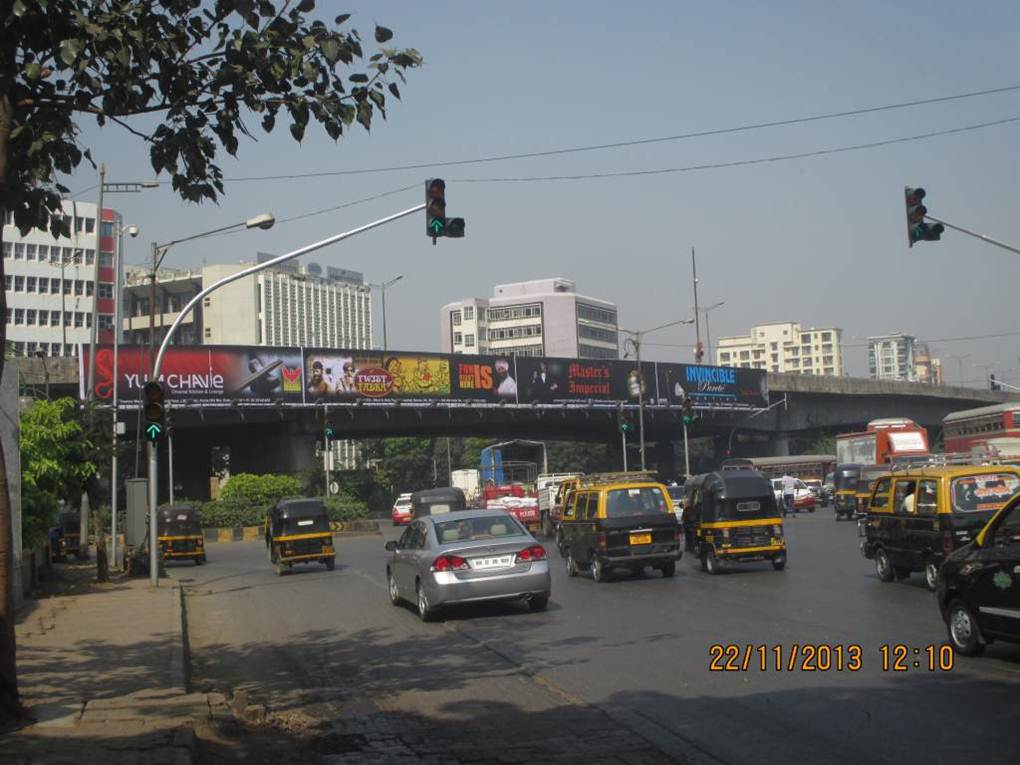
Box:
781, 474, 798, 518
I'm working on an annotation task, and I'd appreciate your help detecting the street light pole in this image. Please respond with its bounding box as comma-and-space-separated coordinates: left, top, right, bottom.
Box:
86, 165, 106, 401
691, 247, 702, 363
700, 301, 725, 364
369, 274, 404, 351
148, 204, 422, 585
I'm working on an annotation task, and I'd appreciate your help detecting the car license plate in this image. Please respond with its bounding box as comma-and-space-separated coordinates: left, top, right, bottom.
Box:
630, 533, 652, 545
470, 555, 513, 570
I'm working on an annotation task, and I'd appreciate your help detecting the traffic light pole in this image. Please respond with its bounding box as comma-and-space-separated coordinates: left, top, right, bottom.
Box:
147, 203, 426, 582
682, 422, 691, 477
621, 430, 628, 472
924, 215, 1020, 257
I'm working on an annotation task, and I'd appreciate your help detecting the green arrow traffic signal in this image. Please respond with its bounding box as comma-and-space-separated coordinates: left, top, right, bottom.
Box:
429, 217, 445, 235
146, 423, 163, 442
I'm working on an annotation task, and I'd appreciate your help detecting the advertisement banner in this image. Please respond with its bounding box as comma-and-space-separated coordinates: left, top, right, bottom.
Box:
451, 354, 520, 402
655, 363, 769, 411
84, 345, 304, 406
303, 349, 452, 402
514, 357, 619, 404
609, 360, 659, 406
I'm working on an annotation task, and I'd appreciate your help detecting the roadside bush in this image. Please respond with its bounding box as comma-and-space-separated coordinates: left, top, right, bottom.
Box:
218, 473, 302, 506
323, 494, 370, 522
199, 497, 268, 528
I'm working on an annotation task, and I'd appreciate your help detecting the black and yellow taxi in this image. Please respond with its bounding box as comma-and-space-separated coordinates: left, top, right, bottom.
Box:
860, 464, 1020, 591
937, 491, 1020, 656
682, 470, 786, 574
265, 498, 335, 575
832, 464, 861, 521
557, 472, 680, 582
156, 503, 206, 565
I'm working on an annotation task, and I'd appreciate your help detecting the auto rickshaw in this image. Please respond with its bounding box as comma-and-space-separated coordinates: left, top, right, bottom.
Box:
682, 470, 786, 574
55, 511, 85, 561
265, 498, 335, 575
833, 464, 861, 521
410, 487, 467, 520
156, 504, 206, 564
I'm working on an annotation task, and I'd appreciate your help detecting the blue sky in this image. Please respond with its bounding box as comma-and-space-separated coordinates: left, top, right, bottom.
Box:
67, 0, 1020, 384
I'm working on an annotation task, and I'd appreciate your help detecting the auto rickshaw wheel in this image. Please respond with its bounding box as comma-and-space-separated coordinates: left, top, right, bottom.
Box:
924, 559, 939, 591
772, 553, 787, 571
565, 551, 578, 577
660, 561, 676, 578
704, 549, 720, 575
875, 548, 895, 582
590, 554, 606, 583
325, 557, 335, 571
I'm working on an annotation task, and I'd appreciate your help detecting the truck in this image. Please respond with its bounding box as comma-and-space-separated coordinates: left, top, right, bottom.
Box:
478, 440, 547, 533
537, 473, 582, 538
450, 469, 481, 506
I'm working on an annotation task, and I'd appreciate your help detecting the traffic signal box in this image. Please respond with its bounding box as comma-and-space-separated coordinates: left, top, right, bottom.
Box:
682, 397, 695, 426
324, 417, 336, 441
905, 187, 945, 247
426, 178, 465, 244
617, 409, 633, 434
143, 381, 166, 443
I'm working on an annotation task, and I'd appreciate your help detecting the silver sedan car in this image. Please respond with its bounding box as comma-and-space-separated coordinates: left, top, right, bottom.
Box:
385, 509, 551, 621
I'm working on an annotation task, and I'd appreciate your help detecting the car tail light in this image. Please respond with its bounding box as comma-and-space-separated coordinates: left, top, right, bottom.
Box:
597, 532, 607, 550
515, 545, 547, 563
942, 533, 954, 556
431, 554, 470, 572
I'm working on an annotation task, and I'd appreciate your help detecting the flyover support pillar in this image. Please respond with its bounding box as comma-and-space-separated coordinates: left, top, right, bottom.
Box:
770, 432, 791, 457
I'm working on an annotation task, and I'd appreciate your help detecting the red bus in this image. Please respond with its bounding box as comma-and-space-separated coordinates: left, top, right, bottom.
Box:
943, 403, 1020, 460
836, 418, 930, 467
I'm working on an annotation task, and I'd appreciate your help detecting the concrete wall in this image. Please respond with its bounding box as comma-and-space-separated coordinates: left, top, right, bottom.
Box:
0, 360, 24, 609
202, 263, 258, 345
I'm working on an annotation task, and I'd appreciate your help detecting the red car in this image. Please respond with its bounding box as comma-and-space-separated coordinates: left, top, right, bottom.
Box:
391, 494, 413, 526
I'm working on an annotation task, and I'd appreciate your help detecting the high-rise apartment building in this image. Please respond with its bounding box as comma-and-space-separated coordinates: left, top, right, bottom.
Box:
716, 321, 845, 376
912, 342, 942, 385
440, 278, 619, 359
3, 201, 123, 357
868, 333, 920, 382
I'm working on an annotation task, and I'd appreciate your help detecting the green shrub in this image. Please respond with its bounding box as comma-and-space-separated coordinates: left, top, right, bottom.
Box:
323, 494, 370, 522
199, 497, 268, 528
218, 473, 302, 506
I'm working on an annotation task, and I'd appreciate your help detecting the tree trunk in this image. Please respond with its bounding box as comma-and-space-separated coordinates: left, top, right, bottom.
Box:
0, 88, 22, 718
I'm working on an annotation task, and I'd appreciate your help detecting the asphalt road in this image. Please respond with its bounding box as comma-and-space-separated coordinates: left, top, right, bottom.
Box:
173, 508, 1020, 765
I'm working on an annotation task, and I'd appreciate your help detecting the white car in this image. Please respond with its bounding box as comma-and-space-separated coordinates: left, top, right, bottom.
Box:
770, 478, 814, 511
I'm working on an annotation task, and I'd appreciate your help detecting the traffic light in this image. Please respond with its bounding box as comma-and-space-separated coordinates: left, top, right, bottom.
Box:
682, 396, 695, 426
694, 341, 704, 364
618, 409, 633, 434
324, 417, 335, 441
143, 381, 166, 443
425, 178, 466, 243
990, 374, 1000, 392
905, 187, 945, 247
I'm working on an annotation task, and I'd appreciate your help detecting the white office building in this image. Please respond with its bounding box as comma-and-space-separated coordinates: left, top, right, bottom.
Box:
717, 321, 845, 376
3, 201, 123, 357
868, 333, 918, 381
440, 278, 619, 359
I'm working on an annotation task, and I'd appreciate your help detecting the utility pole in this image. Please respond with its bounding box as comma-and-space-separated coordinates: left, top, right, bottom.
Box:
692, 247, 702, 364
86, 164, 105, 401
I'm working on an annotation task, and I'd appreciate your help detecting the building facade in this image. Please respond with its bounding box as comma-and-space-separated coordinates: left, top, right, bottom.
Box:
716, 321, 845, 376
868, 333, 918, 382
912, 342, 942, 385
440, 278, 619, 359
3, 201, 123, 357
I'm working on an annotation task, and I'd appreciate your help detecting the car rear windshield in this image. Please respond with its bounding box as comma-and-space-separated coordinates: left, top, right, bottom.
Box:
606, 487, 670, 518
951, 473, 1020, 513
434, 515, 526, 544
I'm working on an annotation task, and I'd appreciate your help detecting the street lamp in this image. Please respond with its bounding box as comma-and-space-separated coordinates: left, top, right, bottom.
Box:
621, 317, 696, 471
699, 300, 725, 364
368, 274, 404, 351
145, 212, 274, 586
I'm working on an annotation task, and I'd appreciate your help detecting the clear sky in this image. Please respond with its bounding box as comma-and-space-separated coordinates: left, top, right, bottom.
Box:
65, 0, 1020, 386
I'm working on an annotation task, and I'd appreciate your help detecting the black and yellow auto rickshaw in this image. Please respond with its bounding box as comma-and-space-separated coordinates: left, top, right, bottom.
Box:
265, 498, 335, 575
682, 470, 786, 574
157, 504, 206, 564
833, 464, 861, 521
410, 487, 467, 520
59, 511, 84, 560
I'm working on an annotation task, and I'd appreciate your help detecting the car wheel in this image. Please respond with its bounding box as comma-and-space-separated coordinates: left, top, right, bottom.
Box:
660, 561, 676, 578
274, 562, 285, 577
566, 551, 578, 577
705, 548, 719, 575
387, 570, 401, 605
947, 599, 985, 656
325, 558, 335, 571
875, 548, 894, 582
590, 555, 606, 583
416, 582, 438, 622
924, 559, 939, 592
528, 594, 549, 612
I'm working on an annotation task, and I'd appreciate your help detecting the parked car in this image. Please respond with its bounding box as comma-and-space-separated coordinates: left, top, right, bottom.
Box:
666, 484, 685, 521
770, 478, 816, 513
384, 508, 551, 621
391, 493, 413, 526
937, 491, 1020, 656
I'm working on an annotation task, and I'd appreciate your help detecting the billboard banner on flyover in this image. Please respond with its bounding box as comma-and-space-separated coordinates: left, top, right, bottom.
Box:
80, 344, 769, 411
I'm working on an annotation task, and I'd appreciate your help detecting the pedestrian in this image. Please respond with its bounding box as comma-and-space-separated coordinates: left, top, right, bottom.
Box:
781, 474, 798, 517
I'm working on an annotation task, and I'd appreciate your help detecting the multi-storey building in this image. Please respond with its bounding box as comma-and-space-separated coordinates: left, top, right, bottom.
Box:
3, 201, 123, 357
912, 342, 942, 385
716, 321, 845, 376
868, 333, 919, 382
122, 266, 204, 347
440, 278, 619, 359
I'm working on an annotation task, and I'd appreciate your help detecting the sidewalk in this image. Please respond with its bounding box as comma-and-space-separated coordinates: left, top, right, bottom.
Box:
0, 564, 206, 764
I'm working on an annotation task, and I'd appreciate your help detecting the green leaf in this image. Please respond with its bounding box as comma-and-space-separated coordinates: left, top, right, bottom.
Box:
388, 82, 400, 100
334, 14, 351, 25
290, 121, 305, 141
297, 0, 315, 11
13, 0, 27, 16
262, 112, 276, 132
374, 25, 393, 43
348, 73, 368, 83
25, 62, 43, 82
58, 38, 85, 66
320, 38, 340, 63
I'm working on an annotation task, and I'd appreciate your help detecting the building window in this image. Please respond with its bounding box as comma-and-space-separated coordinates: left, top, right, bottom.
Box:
14, 243, 25, 259
25, 276, 36, 292
578, 324, 617, 343
14, 276, 24, 291
14, 309, 24, 325
739, 350, 750, 360
25, 244, 37, 261
453, 331, 462, 345
25, 309, 36, 326
1, 242, 11, 258
37, 278, 48, 294
719, 352, 730, 361
98, 315, 112, 330
451, 310, 462, 326
2, 210, 12, 226
98, 283, 113, 299
576, 303, 615, 325
3, 275, 10, 291
99, 252, 113, 268
85, 282, 94, 297
100, 221, 114, 237
38, 311, 48, 326
74, 280, 84, 296
50, 311, 60, 326
85, 249, 95, 265
488, 303, 543, 323
463, 306, 474, 321
86, 217, 96, 234
578, 344, 618, 360
465, 334, 475, 348
74, 312, 84, 327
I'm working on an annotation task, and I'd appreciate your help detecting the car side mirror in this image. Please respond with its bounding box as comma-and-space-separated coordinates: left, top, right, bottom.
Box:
385, 540, 399, 552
